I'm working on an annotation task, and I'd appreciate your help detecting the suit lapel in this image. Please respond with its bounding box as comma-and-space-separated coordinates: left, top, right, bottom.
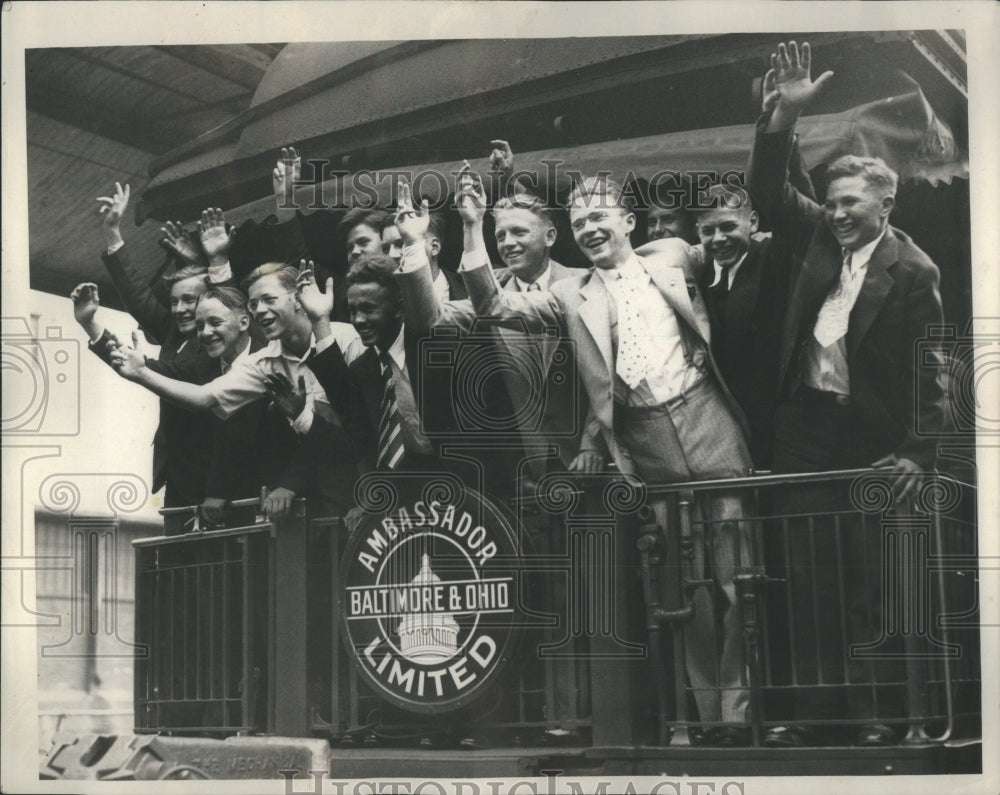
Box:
727, 243, 762, 348
781, 235, 842, 376
578, 272, 615, 376
847, 232, 896, 358
643, 257, 711, 344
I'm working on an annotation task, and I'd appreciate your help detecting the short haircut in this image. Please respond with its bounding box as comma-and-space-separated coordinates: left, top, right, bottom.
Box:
379, 212, 399, 233
567, 175, 636, 214
493, 192, 557, 227
339, 208, 390, 239
162, 265, 209, 285
198, 285, 250, 316
648, 174, 693, 213
826, 155, 898, 198
241, 262, 299, 294
426, 212, 447, 243
345, 254, 402, 304
690, 182, 754, 215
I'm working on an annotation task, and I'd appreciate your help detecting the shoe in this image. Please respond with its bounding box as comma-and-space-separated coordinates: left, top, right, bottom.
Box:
362, 732, 380, 747
419, 735, 438, 749
459, 733, 487, 750
857, 722, 897, 747
702, 727, 751, 747
538, 729, 585, 747
763, 725, 814, 747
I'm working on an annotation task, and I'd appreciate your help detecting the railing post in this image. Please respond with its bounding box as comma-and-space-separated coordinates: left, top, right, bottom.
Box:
273, 500, 310, 736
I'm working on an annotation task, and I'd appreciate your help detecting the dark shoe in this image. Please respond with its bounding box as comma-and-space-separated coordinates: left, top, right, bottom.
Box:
857, 722, 897, 747
419, 735, 439, 749
702, 727, 751, 747
763, 725, 814, 747
538, 729, 585, 747
362, 732, 380, 747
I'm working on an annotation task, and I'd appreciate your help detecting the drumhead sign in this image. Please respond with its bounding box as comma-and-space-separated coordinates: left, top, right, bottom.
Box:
340, 478, 524, 713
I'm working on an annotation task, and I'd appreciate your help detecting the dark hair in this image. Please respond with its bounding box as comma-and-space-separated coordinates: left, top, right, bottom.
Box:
345, 254, 402, 304
241, 262, 299, 293
826, 155, 898, 198
567, 175, 636, 214
338, 208, 390, 239
198, 285, 250, 316
426, 212, 447, 244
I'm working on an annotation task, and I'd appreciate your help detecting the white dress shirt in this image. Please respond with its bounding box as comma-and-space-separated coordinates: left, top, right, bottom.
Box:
803, 231, 885, 395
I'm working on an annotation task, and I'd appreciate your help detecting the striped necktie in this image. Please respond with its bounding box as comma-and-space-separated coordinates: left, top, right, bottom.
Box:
377, 350, 406, 471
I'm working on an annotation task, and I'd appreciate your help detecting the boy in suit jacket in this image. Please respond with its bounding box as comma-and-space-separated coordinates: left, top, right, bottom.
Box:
748, 41, 947, 747
398, 169, 756, 745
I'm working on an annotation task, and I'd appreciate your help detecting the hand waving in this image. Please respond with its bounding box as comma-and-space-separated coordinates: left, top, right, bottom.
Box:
294, 260, 334, 322
110, 330, 147, 380
70, 282, 101, 327
265, 373, 307, 420
488, 139, 514, 173
96, 182, 130, 248
395, 179, 430, 245
197, 208, 235, 263
764, 41, 833, 127
159, 221, 201, 264
454, 161, 487, 227
273, 146, 302, 208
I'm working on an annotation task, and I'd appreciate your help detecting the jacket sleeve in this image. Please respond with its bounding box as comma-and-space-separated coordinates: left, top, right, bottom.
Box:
101, 246, 175, 346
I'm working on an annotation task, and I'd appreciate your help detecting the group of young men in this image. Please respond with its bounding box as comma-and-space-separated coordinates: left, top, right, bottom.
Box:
72, 41, 946, 748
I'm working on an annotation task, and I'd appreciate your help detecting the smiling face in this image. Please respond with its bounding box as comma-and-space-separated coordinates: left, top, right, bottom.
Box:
169, 276, 208, 336
247, 273, 297, 340
569, 193, 635, 270
494, 206, 556, 281
824, 174, 893, 251
647, 206, 692, 242
695, 206, 758, 269
380, 225, 403, 264
196, 296, 250, 361
348, 281, 403, 350
346, 223, 382, 266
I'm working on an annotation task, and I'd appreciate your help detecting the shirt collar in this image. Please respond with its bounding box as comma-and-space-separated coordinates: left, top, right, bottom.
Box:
432, 268, 449, 290
376, 324, 407, 371
260, 332, 318, 363
709, 251, 749, 289
221, 338, 253, 374
594, 254, 646, 285
845, 229, 886, 272
515, 263, 552, 292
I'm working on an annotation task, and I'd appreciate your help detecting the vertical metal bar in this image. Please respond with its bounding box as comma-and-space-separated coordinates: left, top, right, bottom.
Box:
929, 504, 955, 741
860, 514, 879, 716
782, 517, 798, 687
328, 519, 342, 737
670, 494, 693, 745
274, 511, 309, 736
221, 541, 229, 730
833, 515, 849, 700
268, 530, 277, 733
183, 567, 189, 703
241, 533, 251, 732
807, 516, 823, 685
168, 569, 176, 702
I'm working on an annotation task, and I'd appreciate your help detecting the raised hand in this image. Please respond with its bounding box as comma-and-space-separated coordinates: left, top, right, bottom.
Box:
110, 330, 147, 380
294, 259, 334, 322
96, 182, 130, 248
488, 139, 514, 173
764, 41, 833, 129
70, 282, 101, 327
394, 179, 430, 246
272, 146, 302, 209
159, 220, 201, 264
454, 161, 487, 227
264, 372, 307, 421
197, 208, 235, 264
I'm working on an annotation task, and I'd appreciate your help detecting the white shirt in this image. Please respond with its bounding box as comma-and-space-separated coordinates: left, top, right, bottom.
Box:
514, 264, 552, 293
595, 255, 701, 406
220, 339, 252, 375
432, 267, 451, 303
708, 252, 749, 291
803, 231, 885, 395
209, 323, 364, 433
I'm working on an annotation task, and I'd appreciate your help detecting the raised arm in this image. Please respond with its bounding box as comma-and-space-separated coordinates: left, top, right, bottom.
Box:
96, 182, 175, 344
273, 146, 301, 222
111, 332, 220, 411
748, 41, 832, 228
197, 208, 236, 284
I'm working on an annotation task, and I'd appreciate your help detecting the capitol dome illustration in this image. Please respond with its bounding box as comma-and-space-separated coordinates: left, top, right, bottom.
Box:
397, 554, 459, 663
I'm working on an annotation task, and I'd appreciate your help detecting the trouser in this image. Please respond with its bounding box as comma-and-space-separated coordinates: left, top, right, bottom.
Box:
617, 378, 752, 724
770, 393, 904, 722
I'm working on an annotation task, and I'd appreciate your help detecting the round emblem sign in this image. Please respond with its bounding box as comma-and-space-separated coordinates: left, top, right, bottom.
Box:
340, 477, 524, 714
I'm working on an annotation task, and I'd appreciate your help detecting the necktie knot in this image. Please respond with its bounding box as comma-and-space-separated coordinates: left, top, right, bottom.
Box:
526, 281, 541, 292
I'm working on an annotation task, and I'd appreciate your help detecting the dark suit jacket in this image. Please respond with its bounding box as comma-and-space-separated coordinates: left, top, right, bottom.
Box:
96, 247, 218, 505
748, 116, 946, 470
700, 238, 790, 468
